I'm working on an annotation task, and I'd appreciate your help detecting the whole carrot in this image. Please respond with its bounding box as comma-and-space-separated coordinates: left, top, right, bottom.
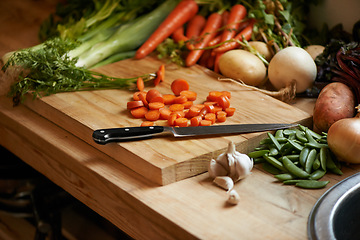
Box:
220, 4, 247, 43
135, 0, 198, 59
186, 14, 206, 39
185, 12, 222, 67
213, 19, 255, 54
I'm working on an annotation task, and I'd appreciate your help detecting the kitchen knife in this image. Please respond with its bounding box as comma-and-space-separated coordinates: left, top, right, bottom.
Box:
92, 123, 297, 144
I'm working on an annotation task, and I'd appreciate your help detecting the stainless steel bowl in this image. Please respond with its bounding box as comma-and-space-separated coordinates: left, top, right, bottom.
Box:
308, 172, 360, 240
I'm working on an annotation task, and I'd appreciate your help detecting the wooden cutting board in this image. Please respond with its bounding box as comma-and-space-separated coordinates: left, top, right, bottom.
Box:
23, 56, 312, 185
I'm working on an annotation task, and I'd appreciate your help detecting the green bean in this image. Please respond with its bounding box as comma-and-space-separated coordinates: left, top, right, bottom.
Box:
305, 149, 317, 173
275, 129, 284, 138
313, 153, 321, 170
295, 129, 308, 143
310, 169, 326, 180
263, 154, 287, 172
267, 132, 282, 151
283, 156, 310, 178
262, 162, 282, 175
274, 173, 295, 181
299, 147, 310, 167
287, 139, 304, 151
319, 147, 327, 171
248, 149, 270, 158
295, 180, 329, 189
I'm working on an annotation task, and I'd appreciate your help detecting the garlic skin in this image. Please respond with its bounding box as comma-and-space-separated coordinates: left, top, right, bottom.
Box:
209, 141, 253, 182
227, 189, 240, 205
213, 176, 234, 192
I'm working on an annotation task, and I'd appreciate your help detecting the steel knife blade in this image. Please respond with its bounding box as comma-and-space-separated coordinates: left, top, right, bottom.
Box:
92, 123, 298, 144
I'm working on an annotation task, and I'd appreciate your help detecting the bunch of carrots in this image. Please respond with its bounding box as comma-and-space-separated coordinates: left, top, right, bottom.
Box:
135, 0, 254, 72
127, 76, 235, 127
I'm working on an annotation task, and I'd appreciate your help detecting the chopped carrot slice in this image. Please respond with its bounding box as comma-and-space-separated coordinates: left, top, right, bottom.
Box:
146, 89, 162, 103
163, 94, 176, 105
169, 103, 185, 112
173, 95, 188, 104
127, 100, 144, 109
225, 107, 236, 116
141, 121, 154, 127
204, 104, 215, 113
207, 91, 223, 102
204, 113, 216, 124
149, 95, 164, 103
159, 108, 172, 120
193, 104, 205, 109
138, 92, 149, 108
213, 106, 223, 113
180, 90, 197, 101
172, 110, 186, 118
222, 91, 231, 99
133, 91, 146, 101
182, 101, 193, 109
200, 119, 212, 126
171, 79, 190, 96
137, 77, 145, 91
148, 102, 165, 110
186, 105, 201, 118
174, 117, 189, 127
168, 113, 178, 126
217, 95, 230, 109
190, 115, 202, 126
145, 109, 160, 121
154, 64, 165, 86
216, 111, 227, 122
130, 106, 148, 119
199, 107, 208, 118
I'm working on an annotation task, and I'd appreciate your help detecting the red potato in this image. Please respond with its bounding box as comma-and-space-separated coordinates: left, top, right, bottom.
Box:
313, 82, 356, 133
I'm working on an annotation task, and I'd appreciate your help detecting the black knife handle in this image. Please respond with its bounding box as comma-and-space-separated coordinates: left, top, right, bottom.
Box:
92, 126, 165, 144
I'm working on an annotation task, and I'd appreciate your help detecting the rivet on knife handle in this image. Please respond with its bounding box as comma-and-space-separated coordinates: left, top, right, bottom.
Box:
92, 126, 165, 144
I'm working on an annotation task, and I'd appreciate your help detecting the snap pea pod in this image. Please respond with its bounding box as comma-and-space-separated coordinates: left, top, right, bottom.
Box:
305, 149, 317, 173
287, 139, 304, 151
299, 147, 310, 167
295, 180, 329, 189
275, 129, 284, 138
304, 128, 328, 149
262, 162, 282, 175
263, 154, 287, 172
274, 173, 295, 181
283, 156, 310, 178
295, 129, 308, 143
320, 147, 327, 171
312, 153, 321, 170
267, 132, 282, 151
310, 169, 326, 180
248, 149, 269, 158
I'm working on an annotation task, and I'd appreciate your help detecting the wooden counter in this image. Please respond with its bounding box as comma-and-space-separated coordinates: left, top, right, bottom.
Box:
1, 1, 359, 239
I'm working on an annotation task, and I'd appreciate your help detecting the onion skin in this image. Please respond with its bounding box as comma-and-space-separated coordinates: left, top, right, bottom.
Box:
327, 109, 360, 164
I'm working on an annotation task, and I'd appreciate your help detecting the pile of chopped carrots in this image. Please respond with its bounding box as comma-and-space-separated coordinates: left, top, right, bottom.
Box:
127, 77, 235, 127
135, 0, 254, 72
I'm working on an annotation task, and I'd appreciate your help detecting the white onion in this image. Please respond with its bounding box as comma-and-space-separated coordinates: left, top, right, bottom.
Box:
327, 105, 360, 164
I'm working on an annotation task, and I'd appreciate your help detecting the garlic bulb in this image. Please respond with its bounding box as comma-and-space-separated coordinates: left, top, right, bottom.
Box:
208, 141, 253, 182
213, 176, 234, 192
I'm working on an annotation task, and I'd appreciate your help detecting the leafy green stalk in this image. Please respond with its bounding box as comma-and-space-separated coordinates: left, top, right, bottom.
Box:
2, 38, 155, 105
75, 0, 179, 68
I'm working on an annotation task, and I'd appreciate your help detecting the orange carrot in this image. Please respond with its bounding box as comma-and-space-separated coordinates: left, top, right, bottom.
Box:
148, 102, 165, 110
173, 95, 188, 104
225, 107, 236, 117
204, 112, 216, 124
133, 91, 146, 101
135, 0, 198, 59
141, 121, 155, 127
168, 113, 178, 126
127, 100, 144, 109
222, 91, 231, 99
158, 108, 171, 120
163, 94, 176, 105
185, 12, 222, 67
171, 79, 190, 95
172, 110, 186, 118
190, 115, 202, 126
186, 14, 206, 39
213, 19, 255, 53
204, 103, 215, 113
198, 49, 212, 67
213, 52, 223, 73
137, 77, 145, 91
200, 119, 212, 126
216, 111, 227, 122
207, 91, 223, 102
220, 4, 247, 43
217, 95, 231, 109
186, 105, 201, 118
174, 117, 189, 127
179, 90, 197, 101
154, 64, 165, 86
131, 106, 148, 119
208, 35, 222, 47
145, 109, 161, 121
138, 92, 149, 108
198, 107, 208, 118
146, 89, 162, 103
182, 101, 193, 109
172, 26, 189, 43
169, 103, 185, 112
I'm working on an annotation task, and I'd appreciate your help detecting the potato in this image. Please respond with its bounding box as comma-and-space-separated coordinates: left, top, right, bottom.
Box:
248, 41, 273, 61
268, 46, 317, 93
218, 49, 267, 87
313, 82, 355, 133
305, 45, 325, 60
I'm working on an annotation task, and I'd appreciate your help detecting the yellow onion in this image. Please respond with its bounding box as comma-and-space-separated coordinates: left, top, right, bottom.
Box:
327, 105, 360, 164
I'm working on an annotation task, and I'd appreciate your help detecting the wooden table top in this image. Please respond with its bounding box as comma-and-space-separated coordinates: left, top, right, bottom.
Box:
1, 1, 359, 239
